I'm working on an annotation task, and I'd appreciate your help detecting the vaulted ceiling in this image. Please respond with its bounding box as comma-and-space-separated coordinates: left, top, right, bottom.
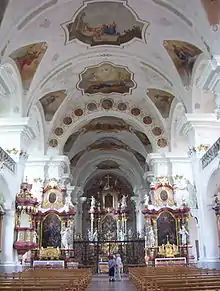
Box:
0, 0, 217, 190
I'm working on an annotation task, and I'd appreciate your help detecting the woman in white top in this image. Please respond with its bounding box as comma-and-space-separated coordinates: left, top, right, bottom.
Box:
115, 253, 123, 281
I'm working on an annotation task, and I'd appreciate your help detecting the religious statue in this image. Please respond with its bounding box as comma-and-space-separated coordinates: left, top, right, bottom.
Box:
90, 196, 96, 210
64, 195, 74, 211
128, 229, 132, 239
61, 228, 69, 249
147, 226, 155, 247
178, 225, 189, 245
174, 177, 190, 208
121, 195, 128, 209
93, 229, 98, 241
33, 230, 38, 244
88, 229, 92, 241
144, 194, 149, 207
118, 229, 124, 241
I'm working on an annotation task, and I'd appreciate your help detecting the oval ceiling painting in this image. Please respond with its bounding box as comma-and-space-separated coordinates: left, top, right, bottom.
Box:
62, 1, 148, 46
77, 62, 136, 95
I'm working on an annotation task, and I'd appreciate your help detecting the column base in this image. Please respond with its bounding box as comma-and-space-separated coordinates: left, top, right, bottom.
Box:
0, 261, 23, 273
198, 258, 220, 270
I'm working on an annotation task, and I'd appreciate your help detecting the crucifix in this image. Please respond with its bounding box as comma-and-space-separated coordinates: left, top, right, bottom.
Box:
166, 235, 169, 243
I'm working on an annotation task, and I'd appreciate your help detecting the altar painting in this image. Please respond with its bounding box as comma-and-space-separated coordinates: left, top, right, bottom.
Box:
101, 214, 117, 241
157, 212, 177, 245
39, 90, 66, 121
63, 2, 146, 46
10, 42, 47, 89
42, 214, 61, 248
163, 40, 202, 87
77, 62, 135, 95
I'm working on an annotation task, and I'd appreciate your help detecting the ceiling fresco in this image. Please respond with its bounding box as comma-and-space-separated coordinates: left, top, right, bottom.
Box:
77, 62, 136, 95
10, 42, 47, 90
96, 160, 120, 170
88, 137, 127, 151
63, 1, 147, 46
163, 40, 202, 87
134, 130, 151, 147
83, 116, 130, 133
71, 150, 85, 167
147, 89, 174, 118
201, 0, 220, 27
39, 90, 66, 121
63, 131, 80, 153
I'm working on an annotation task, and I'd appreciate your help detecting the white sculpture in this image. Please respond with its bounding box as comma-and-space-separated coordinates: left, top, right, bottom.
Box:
174, 177, 190, 207
178, 226, 189, 245
121, 195, 128, 209
118, 229, 124, 241
90, 196, 96, 209
88, 229, 92, 241
128, 229, 132, 239
61, 228, 69, 249
144, 194, 149, 207
33, 231, 38, 244
64, 195, 74, 211
93, 230, 98, 241
147, 226, 155, 247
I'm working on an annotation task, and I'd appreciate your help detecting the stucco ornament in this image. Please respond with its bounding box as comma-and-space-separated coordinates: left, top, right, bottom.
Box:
173, 176, 190, 208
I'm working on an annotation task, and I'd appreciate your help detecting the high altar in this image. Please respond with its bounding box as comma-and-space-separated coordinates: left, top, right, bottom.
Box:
142, 176, 192, 266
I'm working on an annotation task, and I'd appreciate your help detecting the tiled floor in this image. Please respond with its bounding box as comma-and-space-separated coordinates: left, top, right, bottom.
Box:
86, 275, 137, 291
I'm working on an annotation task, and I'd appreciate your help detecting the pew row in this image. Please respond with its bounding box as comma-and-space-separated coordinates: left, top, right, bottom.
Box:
0, 268, 92, 291
128, 266, 220, 291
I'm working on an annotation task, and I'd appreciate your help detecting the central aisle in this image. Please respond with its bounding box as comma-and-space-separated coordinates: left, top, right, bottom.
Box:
86, 274, 137, 291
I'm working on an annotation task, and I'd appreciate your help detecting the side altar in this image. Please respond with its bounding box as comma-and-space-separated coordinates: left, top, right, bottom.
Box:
13, 180, 76, 267
142, 176, 194, 266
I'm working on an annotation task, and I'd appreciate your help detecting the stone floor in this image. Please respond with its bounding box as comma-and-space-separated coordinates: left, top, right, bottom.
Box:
86, 275, 137, 291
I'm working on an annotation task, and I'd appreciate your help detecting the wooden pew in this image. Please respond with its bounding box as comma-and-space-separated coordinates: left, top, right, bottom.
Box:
129, 266, 220, 291
0, 268, 92, 291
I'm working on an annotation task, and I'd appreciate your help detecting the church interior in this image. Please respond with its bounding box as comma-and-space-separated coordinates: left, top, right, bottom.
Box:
1, 0, 220, 290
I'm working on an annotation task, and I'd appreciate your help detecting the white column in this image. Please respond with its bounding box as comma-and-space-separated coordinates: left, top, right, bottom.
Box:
183, 115, 220, 262
1, 209, 16, 265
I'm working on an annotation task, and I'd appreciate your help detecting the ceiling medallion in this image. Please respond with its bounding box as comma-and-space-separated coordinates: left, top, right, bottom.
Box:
152, 127, 162, 136
131, 108, 141, 116
74, 108, 84, 116
87, 102, 97, 111
143, 116, 152, 124
118, 102, 127, 111
102, 99, 113, 110
77, 62, 136, 95
62, 1, 148, 46
157, 138, 167, 148
63, 116, 72, 125
49, 139, 58, 148
54, 127, 64, 136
